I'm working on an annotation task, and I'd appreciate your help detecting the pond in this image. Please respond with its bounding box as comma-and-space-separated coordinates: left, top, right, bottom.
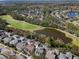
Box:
67, 11, 78, 18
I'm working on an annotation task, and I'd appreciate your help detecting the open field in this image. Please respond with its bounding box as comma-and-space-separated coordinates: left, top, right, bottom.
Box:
57, 29, 79, 47
35, 28, 79, 47
0, 15, 79, 47
0, 15, 43, 32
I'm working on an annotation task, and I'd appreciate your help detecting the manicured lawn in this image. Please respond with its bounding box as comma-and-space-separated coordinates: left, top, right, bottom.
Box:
0, 15, 43, 32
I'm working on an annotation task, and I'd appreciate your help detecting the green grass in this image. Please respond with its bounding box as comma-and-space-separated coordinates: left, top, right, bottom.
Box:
0, 15, 43, 32
0, 15, 79, 47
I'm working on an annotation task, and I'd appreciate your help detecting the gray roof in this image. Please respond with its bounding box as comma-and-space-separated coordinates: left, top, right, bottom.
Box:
59, 53, 66, 59
0, 55, 7, 59
74, 56, 79, 59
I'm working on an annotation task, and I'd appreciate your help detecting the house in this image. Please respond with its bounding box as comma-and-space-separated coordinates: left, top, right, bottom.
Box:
0, 55, 7, 59
1, 48, 10, 55
18, 36, 27, 42
46, 50, 55, 59
16, 42, 26, 51
58, 53, 67, 59
66, 52, 73, 59
26, 39, 34, 45
2, 37, 12, 44
74, 56, 79, 59
9, 39, 19, 46
34, 41, 40, 48
19, 36, 25, 41
54, 49, 60, 55
0, 30, 4, 36
4, 32, 11, 37
16, 54, 26, 59
8, 51, 16, 59
9, 35, 24, 46
24, 43, 35, 53
27, 56, 33, 59
1, 48, 16, 59
35, 46, 45, 56
34, 42, 46, 56
12, 35, 19, 39
35, 42, 44, 49
0, 32, 8, 39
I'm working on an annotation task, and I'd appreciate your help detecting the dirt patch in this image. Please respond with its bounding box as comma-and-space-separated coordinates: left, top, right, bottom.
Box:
35, 28, 72, 43
5, 27, 30, 37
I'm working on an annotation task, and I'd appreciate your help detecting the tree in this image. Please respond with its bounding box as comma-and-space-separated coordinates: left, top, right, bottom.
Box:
75, 30, 79, 37
41, 15, 55, 27
0, 18, 8, 30
48, 38, 57, 47
48, 38, 66, 48
67, 23, 78, 31
11, 13, 25, 21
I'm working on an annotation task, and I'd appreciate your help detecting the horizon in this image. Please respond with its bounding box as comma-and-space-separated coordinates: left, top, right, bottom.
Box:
0, 0, 67, 1
0, 0, 79, 4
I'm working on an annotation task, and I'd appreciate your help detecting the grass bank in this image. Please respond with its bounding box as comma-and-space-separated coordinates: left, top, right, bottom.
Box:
0, 15, 43, 32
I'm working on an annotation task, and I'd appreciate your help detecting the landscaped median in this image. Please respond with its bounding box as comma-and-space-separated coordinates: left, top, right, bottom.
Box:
0, 15, 43, 32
